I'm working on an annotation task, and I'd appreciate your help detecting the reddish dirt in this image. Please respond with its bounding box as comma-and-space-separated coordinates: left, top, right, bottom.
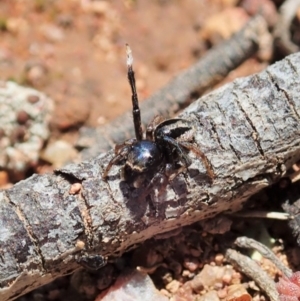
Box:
0, 0, 224, 134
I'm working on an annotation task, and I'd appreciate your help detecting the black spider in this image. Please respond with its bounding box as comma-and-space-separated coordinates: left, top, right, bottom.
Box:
102, 45, 214, 190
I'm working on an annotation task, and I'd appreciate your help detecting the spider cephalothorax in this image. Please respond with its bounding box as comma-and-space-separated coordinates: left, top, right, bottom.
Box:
102, 45, 214, 189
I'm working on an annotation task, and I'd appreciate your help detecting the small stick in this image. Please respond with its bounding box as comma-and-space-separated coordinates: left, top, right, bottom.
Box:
232, 211, 291, 220
234, 236, 292, 278
225, 248, 279, 301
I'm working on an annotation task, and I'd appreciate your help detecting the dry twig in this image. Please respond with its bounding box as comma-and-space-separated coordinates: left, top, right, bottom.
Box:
225, 248, 279, 301
234, 236, 292, 278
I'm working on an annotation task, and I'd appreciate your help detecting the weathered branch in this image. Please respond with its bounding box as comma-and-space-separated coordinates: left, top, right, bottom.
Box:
77, 14, 271, 158
234, 236, 292, 278
1, 52, 300, 300
225, 248, 279, 301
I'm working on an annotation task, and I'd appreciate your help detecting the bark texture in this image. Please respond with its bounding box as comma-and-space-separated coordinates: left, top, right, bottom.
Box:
1, 52, 300, 300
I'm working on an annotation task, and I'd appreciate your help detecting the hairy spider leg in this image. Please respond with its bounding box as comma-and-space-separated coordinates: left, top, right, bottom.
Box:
102, 144, 132, 180
126, 44, 143, 141
114, 138, 136, 153
161, 136, 192, 168
137, 163, 167, 205
179, 141, 215, 180
140, 161, 185, 217
146, 115, 165, 140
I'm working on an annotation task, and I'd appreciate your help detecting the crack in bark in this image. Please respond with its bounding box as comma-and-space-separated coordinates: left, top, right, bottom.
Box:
215, 101, 242, 161
229, 143, 242, 161
78, 187, 95, 250
233, 90, 265, 158
192, 105, 227, 152
55, 171, 94, 251
266, 69, 300, 121
251, 74, 282, 140
208, 118, 226, 151
3, 191, 47, 272
286, 56, 299, 74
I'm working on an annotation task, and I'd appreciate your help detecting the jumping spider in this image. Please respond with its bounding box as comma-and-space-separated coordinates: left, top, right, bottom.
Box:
102, 45, 214, 191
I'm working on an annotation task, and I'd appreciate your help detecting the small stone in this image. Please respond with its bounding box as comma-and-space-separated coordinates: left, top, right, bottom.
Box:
169, 260, 182, 276
190, 265, 229, 293
232, 272, 242, 284
182, 270, 192, 278
6, 17, 29, 34
69, 183, 82, 195
26, 63, 48, 87
190, 275, 204, 293
227, 284, 252, 301
76, 240, 85, 250
172, 281, 194, 301
183, 257, 200, 272
16, 110, 30, 125
51, 97, 91, 130
97, 116, 107, 126
96, 270, 168, 301
0, 171, 9, 187
166, 280, 181, 294
198, 290, 220, 301
40, 24, 65, 42
215, 254, 224, 265
222, 273, 233, 285
217, 288, 228, 299
27, 94, 40, 103
81, 0, 111, 15
40, 140, 78, 168
11, 126, 27, 143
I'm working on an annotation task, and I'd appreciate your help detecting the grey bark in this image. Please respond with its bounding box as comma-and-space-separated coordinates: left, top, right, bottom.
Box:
1, 52, 300, 300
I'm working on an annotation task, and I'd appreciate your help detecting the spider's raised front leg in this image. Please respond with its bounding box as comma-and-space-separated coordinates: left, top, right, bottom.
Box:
146, 115, 165, 140
102, 139, 136, 180
179, 141, 215, 180
114, 138, 136, 153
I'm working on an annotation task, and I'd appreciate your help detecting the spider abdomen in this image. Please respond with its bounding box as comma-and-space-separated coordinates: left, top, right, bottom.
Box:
122, 140, 163, 184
